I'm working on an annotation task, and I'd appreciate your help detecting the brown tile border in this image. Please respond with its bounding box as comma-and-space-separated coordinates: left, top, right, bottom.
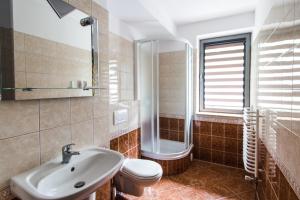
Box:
110, 128, 141, 159
193, 119, 243, 169
199, 121, 212, 135
0, 186, 14, 200
159, 117, 184, 142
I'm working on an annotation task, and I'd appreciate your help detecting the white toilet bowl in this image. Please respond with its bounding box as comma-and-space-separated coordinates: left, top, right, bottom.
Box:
114, 159, 163, 197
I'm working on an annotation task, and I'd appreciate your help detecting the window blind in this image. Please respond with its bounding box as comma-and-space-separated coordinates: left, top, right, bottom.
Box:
203, 41, 246, 112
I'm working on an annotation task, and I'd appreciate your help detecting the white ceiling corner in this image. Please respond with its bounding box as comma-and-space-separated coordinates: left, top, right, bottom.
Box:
152, 0, 259, 25
107, 0, 258, 40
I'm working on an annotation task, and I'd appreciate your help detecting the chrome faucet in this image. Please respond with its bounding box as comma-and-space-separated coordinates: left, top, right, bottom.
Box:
61, 143, 80, 164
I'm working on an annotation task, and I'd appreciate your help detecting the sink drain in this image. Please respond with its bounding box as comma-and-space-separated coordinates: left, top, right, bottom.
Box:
74, 181, 85, 188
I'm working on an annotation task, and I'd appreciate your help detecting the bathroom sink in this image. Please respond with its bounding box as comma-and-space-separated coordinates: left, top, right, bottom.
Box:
10, 147, 124, 200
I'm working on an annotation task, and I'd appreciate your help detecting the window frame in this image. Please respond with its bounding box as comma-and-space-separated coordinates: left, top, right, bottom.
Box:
199, 33, 251, 114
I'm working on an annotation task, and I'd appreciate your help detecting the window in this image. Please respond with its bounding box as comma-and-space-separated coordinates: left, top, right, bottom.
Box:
199, 33, 251, 114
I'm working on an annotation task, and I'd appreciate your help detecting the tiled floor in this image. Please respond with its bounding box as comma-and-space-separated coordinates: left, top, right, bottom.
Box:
117, 160, 256, 200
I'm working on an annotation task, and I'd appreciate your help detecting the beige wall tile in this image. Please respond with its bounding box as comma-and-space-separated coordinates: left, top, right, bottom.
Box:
24, 34, 56, 57
128, 101, 139, 131
93, 96, 109, 119
13, 31, 24, 52
0, 101, 39, 139
69, 0, 91, 14
71, 120, 94, 149
14, 30, 93, 100
25, 53, 43, 74
40, 99, 71, 130
108, 32, 137, 136
71, 97, 94, 124
14, 51, 25, 72
159, 50, 186, 117
94, 117, 110, 147
109, 103, 119, 136
14, 72, 26, 88
99, 61, 110, 89
0, 132, 40, 188
118, 102, 129, 133
40, 125, 72, 163
92, 3, 108, 34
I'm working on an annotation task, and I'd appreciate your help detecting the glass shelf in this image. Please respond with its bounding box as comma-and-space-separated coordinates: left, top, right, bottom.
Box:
0, 87, 104, 92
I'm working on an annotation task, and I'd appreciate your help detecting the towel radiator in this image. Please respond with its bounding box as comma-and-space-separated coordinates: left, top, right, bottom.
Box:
243, 107, 259, 180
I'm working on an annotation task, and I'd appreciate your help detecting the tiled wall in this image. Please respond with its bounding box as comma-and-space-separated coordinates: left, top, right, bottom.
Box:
253, 0, 300, 199
95, 181, 112, 200
159, 50, 186, 117
193, 119, 243, 168
110, 129, 141, 159
159, 117, 184, 142
13, 31, 93, 99
108, 32, 139, 139
109, 33, 134, 103
0, 3, 141, 199
258, 141, 299, 200
0, 1, 111, 199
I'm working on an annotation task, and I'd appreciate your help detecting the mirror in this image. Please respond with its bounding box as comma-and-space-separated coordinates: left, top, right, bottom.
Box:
0, 0, 98, 100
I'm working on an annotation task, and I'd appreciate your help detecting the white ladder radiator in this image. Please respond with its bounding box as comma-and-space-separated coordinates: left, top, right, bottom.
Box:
243, 107, 260, 181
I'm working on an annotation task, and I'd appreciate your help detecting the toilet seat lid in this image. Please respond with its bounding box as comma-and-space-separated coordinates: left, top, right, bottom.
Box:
122, 159, 162, 179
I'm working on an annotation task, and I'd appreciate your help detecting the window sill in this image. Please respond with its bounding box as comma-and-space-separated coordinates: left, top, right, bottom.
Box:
195, 112, 243, 118
194, 112, 243, 124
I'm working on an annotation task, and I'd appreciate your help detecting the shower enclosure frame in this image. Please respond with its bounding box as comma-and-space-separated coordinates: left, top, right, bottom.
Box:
135, 40, 194, 161
135, 40, 160, 154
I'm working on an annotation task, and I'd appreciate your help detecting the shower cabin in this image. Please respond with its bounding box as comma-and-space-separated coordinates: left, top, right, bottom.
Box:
136, 40, 193, 175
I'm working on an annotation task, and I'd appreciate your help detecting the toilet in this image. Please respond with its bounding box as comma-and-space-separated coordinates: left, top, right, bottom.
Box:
114, 159, 163, 197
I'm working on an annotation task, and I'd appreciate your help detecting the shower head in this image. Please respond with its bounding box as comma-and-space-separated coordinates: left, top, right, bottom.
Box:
47, 0, 75, 19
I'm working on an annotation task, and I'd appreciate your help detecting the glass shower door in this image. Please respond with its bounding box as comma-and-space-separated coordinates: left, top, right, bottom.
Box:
136, 40, 159, 154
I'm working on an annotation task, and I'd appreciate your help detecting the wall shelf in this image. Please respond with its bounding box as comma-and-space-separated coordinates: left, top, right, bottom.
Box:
0, 87, 105, 92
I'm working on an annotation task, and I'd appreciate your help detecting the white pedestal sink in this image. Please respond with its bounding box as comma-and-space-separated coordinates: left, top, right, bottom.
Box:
10, 147, 124, 200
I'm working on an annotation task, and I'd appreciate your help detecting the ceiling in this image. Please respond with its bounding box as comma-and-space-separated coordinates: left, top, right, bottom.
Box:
108, 0, 154, 23
108, 0, 176, 39
153, 0, 258, 25
107, 0, 258, 39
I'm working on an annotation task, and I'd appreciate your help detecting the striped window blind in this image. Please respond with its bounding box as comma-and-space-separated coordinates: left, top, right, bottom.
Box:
200, 34, 251, 114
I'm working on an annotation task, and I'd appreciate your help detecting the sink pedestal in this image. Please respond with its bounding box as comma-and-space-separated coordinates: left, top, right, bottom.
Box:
88, 192, 96, 200
82, 192, 96, 200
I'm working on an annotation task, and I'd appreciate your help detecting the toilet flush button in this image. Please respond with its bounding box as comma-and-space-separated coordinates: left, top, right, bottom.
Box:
113, 109, 128, 125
